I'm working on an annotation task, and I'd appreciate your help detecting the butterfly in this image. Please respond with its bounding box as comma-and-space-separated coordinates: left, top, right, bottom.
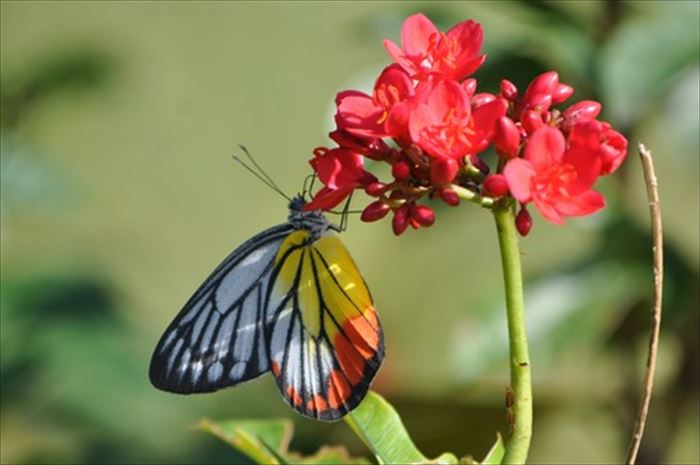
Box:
149, 195, 384, 421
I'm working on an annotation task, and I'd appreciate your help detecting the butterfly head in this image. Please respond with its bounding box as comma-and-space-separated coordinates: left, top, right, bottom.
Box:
288, 195, 331, 239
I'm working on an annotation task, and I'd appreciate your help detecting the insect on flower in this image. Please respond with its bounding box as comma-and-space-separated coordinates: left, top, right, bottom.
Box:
149, 149, 384, 421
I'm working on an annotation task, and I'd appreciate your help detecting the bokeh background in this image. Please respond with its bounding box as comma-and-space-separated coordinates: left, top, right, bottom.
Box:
1, 1, 698, 464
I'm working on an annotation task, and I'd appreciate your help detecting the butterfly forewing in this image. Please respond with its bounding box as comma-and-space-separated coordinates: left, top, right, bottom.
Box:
149, 223, 294, 393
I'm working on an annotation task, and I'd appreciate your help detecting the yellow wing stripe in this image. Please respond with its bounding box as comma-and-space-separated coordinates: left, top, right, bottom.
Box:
313, 235, 373, 312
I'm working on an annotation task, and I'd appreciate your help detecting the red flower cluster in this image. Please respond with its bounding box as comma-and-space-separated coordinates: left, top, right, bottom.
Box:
305, 14, 627, 235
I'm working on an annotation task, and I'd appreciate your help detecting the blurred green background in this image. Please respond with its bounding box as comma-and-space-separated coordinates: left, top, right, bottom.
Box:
1, 1, 698, 464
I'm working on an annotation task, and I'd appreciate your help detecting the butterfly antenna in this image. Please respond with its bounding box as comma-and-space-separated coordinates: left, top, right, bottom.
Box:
238, 145, 289, 198
230, 151, 292, 202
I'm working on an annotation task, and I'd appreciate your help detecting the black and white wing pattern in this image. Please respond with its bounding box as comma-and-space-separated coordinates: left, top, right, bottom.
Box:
149, 223, 294, 394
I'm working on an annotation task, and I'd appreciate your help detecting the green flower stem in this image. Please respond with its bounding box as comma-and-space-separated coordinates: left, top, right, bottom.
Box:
493, 204, 532, 464
450, 184, 495, 208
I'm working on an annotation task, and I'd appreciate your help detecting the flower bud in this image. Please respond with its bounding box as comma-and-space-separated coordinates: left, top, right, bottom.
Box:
430, 158, 459, 185
365, 181, 388, 197
361, 201, 390, 222
463, 78, 477, 96
516, 207, 533, 236
551, 83, 574, 104
494, 116, 521, 158
562, 100, 602, 131
412, 204, 435, 227
482, 174, 510, 197
524, 71, 559, 101
500, 79, 518, 101
438, 187, 460, 206
526, 93, 552, 112
472, 92, 497, 108
392, 160, 411, 181
392, 205, 410, 235
521, 110, 544, 134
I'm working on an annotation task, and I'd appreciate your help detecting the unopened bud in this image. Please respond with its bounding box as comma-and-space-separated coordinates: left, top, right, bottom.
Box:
516, 207, 533, 236
463, 78, 477, 96
472, 93, 497, 108
365, 182, 388, 197
494, 116, 521, 158
412, 204, 435, 227
392, 205, 410, 236
551, 83, 574, 104
562, 100, 602, 130
521, 110, 544, 134
392, 160, 411, 181
526, 93, 552, 112
361, 201, 390, 222
500, 79, 518, 101
430, 158, 459, 185
524, 71, 559, 101
482, 174, 510, 197
438, 187, 460, 206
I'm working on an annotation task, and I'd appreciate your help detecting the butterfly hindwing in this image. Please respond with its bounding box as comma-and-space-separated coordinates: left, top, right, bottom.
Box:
266, 231, 384, 421
149, 223, 295, 393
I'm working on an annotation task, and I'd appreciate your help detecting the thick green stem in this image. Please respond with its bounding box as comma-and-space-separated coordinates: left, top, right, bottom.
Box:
493, 204, 532, 464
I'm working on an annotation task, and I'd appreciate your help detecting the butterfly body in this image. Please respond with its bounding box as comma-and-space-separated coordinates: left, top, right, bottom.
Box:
150, 197, 384, 421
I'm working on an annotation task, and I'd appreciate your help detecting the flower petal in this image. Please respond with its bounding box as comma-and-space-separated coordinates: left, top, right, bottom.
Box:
401, 13, 438, 57
408, 103, 435, 148
524, 126, 565, 168
553, 190, 605, 217
533, 196, 564, 224
503, 158, 535, 203
304, 185, 355, 211
562, 146, 602, 194
335, 90, 385, 138
383, 39, 418, 76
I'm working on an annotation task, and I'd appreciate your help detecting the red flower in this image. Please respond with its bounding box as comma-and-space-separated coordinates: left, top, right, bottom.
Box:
335, 65, 414, 139
304, 148, 377, 211
409, 80, 506, 160
503, 127, 604, 224
384, 14, 485, 81
568, 120, 628, 175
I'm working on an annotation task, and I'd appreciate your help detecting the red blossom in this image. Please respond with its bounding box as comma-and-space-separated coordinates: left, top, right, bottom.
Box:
304, 13, 627, 236
335, 65, 414, 139
568, 120, 628, 175
504, 127, 604, 224
409, 80, 506, 160
304, 148, 376, 211
384, 13, 485, 81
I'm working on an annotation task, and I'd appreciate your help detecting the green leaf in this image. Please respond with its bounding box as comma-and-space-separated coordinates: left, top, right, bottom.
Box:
429, 452, 460, 464
345, 391, 427, 464
197, 418, 293, 464
295, 446, 371, 464
460, 434, 504, 465
199, 418, 369, 464
480, 434, 505, 465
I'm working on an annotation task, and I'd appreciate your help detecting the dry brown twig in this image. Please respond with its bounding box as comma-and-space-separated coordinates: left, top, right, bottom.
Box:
625, 143, 664, 465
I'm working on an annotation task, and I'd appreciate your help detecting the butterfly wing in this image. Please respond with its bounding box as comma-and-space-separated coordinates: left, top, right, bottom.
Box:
149, 223, 295, 394
266, 231, 384, 421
